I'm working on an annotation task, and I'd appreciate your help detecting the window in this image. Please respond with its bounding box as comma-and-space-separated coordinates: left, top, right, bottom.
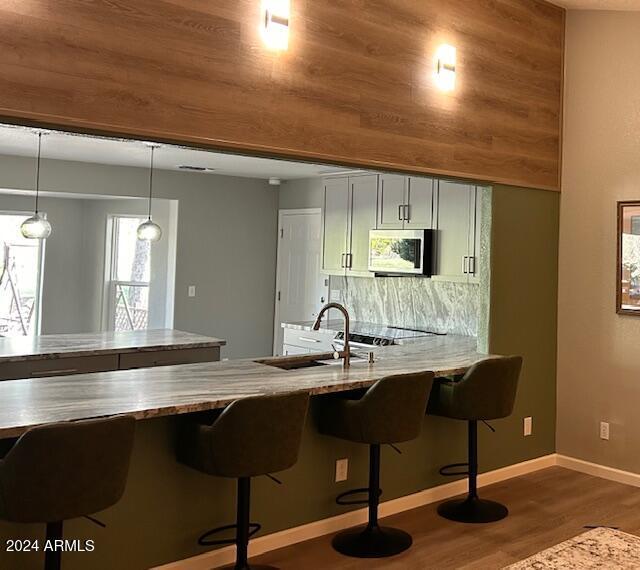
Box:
108, 216, 151, 331
0, 213, 44, 337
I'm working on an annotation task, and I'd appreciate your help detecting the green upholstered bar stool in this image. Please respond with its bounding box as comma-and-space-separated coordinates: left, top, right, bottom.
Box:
177, 392, 309, 570
317, 371, 434, 559
427, 356, 522, 524
0, 416, 136, 570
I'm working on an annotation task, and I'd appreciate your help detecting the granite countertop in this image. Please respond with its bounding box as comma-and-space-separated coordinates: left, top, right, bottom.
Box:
0, 329, 227, 363
0, 335, 493, 438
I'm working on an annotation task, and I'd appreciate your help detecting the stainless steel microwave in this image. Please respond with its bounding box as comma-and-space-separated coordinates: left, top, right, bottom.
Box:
368, 229, 434, 276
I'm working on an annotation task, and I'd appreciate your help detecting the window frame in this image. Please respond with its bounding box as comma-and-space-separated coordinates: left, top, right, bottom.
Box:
103, 214, 151, 332
0, 209, 46, 337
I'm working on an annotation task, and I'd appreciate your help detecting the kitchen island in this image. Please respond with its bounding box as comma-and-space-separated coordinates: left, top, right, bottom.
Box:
0, 334, 489, 438
0, 329, 226, 381
0, 334, 499, 570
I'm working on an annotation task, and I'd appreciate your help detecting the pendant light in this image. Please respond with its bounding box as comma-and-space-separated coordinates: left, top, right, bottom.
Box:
137, 145, 162, 242
21, 132, 52, 239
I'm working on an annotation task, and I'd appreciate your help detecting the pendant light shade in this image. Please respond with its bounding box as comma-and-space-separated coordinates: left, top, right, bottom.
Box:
21, 213, 52, 239
21, 132, 52, 240
137, 219, 162, 241
137, 145, 162, 242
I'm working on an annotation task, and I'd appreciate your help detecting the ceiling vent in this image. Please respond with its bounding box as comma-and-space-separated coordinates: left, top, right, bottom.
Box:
177, 165, 216, 172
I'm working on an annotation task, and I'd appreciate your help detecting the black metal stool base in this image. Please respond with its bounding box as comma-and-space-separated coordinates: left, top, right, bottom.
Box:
220, 564, 280, 570
437, 496, 508, 524
332, 524, 412, 558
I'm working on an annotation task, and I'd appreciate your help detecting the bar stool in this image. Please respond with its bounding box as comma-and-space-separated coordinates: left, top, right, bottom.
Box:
317, 371, 434, 558
177, 392, 309, 570
427, 356, 522, 523
0, 415, 136, 570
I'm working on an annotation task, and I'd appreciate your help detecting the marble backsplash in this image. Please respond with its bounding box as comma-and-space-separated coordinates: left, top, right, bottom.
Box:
330, 276, 480, 337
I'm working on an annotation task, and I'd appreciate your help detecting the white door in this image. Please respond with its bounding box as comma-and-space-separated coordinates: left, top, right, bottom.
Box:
273, 209, 328, 356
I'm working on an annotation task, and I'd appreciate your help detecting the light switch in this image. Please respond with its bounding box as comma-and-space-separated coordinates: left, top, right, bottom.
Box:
188, 285, 196, 297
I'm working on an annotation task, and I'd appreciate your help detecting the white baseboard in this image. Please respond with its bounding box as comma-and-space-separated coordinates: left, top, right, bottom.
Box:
154, 453, 556, 570
556, 454, 640, 488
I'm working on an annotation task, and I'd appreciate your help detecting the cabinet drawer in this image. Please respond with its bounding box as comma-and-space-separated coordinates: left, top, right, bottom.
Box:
0, 354, 120, 381
283, 328, 336, 351
118, 347, 220, 370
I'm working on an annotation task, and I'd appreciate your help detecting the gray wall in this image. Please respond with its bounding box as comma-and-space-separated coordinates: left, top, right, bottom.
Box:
0, 156, 279, 358
558, 11, 640, 472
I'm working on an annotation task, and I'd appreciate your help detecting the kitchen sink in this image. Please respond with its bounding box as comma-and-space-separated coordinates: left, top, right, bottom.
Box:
255, 352, 362, 371
254, 356, 331, 370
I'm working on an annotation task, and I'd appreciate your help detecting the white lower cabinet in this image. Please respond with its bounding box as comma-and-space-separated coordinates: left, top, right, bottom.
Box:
282, 327, 336, 355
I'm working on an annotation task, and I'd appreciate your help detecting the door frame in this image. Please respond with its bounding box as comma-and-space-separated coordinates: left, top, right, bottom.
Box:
273, 208, 325, 356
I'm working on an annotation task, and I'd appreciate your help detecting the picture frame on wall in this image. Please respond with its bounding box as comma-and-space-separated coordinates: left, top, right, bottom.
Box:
617, 201, 640, 315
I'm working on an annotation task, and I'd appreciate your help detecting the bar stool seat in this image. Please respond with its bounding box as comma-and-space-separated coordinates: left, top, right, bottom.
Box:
177, 392, 309, 570
317, 371, 434, 559
427, 356, 522, 523
0, 416, 136, 570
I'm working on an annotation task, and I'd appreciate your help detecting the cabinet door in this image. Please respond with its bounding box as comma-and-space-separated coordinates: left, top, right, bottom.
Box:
348, 175, 379, 273
435, 180, 473, 279
377, 174, 406, 229
322, 177, 350, 273
283, 344, 310, 356
468, 186, 484, 279
406, 176, 434, 229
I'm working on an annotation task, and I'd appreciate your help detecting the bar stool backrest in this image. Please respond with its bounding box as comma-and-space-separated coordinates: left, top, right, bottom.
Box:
455, 356, 523, 420
0, 415, 135, 524
203, 392, 310, 478
351, 371, 435, 444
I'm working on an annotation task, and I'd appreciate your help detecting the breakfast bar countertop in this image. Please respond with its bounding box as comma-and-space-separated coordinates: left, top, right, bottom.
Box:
0, 334, 493, 439
0, 329, 227, 363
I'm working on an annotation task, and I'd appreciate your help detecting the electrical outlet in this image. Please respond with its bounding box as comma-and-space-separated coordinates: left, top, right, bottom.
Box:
600, 421, 610, 441
524, 416, 533, 437
330, 290, 342, 302
188, 285, 196, 297
335, 458, 348, 482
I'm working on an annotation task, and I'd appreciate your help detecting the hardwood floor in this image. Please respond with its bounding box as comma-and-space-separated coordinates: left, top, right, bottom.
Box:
253, 467, 640, 569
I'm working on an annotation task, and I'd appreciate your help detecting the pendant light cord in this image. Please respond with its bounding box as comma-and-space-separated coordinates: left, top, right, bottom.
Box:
34, 132, 42, 214
148, 146, 155, 221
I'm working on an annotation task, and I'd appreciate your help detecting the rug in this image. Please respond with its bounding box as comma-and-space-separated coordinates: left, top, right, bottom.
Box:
505, 527, 640, 569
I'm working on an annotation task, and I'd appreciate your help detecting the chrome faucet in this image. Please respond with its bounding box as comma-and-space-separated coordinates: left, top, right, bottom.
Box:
313, 302, 350, 369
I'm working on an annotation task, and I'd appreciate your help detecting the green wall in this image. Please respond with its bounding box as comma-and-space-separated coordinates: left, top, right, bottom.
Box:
0, 185, 559, 570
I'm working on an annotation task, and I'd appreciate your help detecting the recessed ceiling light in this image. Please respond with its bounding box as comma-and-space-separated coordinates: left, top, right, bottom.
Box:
177, 165, 216, 172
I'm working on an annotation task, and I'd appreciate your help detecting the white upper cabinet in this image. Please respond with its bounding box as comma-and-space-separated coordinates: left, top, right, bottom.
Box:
405, 177, 434, 229
322, 174, 378, 276
322, 177, 350, 273
322, 174, 483, 282
377, 174, 433, 230
377, 174, 406, 229
348, 175, 379, 274
434, 181, 482, 282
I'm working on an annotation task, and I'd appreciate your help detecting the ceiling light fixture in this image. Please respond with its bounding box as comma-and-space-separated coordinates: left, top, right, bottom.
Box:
21, 132, 52, 240
261, 0, 290, 51
137, 145, 163, 242
435, 44, 457, 92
